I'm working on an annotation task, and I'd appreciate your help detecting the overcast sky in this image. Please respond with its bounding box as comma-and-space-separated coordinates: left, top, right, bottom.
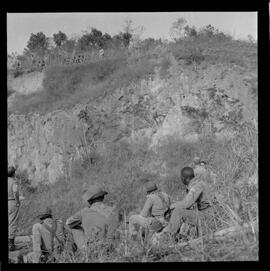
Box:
7, 12, 257, 54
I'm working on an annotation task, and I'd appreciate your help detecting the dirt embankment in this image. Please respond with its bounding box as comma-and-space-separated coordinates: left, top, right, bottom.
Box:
8, 71, 45, 95
7, 53, 257, 185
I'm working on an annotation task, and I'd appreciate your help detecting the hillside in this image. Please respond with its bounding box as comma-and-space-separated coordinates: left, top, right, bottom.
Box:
7, 38, 258, 262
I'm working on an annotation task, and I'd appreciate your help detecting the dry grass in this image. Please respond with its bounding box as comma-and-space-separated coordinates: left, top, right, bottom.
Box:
17, 124, 258, 261
11, 37, 257, 262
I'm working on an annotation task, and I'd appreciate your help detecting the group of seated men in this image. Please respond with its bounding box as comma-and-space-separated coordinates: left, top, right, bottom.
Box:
12, 157, 214, 263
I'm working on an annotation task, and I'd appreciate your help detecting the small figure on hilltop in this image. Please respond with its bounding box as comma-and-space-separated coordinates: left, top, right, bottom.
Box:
24, 207, 66, 263
66, 184, 119, 250
128, 181, 171, 241
8, 166, 21, 251
160, 167, 212, 242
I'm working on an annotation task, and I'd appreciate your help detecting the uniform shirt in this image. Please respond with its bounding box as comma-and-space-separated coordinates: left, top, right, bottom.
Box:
66, 202, 119, 242
140, 191, 171, 218
32, 218, 64, 263
171, 177, 210, 210
8, 177, 19, 200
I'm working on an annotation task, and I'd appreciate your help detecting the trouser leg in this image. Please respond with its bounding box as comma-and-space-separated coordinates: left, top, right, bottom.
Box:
164, 207, 199, 236
8, 201, 20, 239
128, 214, 152, 236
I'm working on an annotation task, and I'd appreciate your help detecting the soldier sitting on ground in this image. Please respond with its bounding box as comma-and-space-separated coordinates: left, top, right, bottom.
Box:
24, 207, 65, 263
128, 181, 171, 241
66, 184, 119, 250
161, 167, 212, 242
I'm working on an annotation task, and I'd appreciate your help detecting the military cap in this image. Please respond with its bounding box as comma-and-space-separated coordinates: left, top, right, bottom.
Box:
145, 182, 158, 193
8, 166, 16, 177
82, 184, 108, 202
37, 207, 52, 220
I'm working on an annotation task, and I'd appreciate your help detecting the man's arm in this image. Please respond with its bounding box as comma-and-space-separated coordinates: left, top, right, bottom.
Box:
140, 196, 153, 217
66, 210, 83, 228
32, 224, 42, 263
171, 183, 204, 210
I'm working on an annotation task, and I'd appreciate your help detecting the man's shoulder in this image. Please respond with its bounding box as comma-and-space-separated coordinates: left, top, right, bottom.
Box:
32, 222, 42, 230
147, 193, 157, 202
152, 191, 170, 202
91, 203, 115, 217
189, 177, 208, 190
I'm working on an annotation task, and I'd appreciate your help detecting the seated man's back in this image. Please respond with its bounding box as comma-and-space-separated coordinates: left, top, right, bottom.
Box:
67, 202, 119, 249
81, 203, 118, 239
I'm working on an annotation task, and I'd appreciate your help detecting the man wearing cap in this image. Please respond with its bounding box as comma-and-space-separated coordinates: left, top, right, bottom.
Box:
24, 207, 65, 263
8, 166, 21, 251
66, 184, 119, 250
162, 167, 212, 241
128, 181, 171, 240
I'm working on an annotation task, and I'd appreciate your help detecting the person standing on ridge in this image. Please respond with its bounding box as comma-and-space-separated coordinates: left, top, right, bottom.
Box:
8, 166, 21, 251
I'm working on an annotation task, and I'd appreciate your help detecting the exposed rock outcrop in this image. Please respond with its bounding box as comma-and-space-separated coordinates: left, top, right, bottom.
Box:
8, 62, 257, 184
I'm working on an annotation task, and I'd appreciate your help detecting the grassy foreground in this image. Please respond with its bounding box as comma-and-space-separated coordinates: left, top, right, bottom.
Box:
17, 123, 258, 262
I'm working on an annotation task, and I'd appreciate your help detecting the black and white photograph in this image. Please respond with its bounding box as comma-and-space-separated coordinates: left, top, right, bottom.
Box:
6, 11, 258, 263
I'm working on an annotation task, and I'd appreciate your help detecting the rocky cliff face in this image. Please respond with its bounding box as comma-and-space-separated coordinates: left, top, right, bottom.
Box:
8, 62, 257, 184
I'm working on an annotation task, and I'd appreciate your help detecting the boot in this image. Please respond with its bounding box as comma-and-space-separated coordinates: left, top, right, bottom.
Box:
9, 238, 16, 251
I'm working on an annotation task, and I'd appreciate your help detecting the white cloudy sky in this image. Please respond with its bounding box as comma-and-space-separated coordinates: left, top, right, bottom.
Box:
7, 12, 257, 54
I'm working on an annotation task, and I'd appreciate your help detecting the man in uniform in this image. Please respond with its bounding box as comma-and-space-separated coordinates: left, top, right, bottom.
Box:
162, 167, 212, 241
24, 207, 65, 263
8, 166, 21, 251
66, 184, 119, 250
128, 181, 171, 240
